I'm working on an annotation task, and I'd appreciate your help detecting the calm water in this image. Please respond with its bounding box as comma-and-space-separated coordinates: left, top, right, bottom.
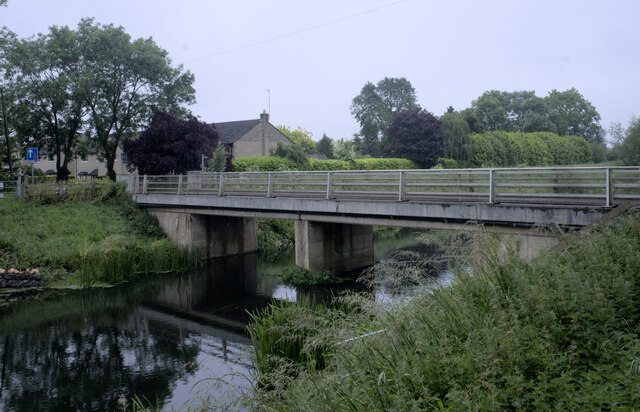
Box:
0, 230, 452, 411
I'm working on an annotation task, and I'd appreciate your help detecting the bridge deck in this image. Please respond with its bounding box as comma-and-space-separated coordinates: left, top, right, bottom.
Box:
131, 167, 640, 230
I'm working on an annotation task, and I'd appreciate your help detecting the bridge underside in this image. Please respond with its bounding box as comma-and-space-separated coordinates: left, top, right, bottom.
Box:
140, 194, 608, 272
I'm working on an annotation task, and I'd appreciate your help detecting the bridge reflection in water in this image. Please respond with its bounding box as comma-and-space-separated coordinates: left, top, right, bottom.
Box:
0, 252, 305, 412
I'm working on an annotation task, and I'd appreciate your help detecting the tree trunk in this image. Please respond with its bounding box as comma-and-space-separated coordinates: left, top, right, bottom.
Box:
106, 155, 116, 181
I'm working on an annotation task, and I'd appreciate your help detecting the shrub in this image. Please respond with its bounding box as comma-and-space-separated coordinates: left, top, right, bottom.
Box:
470, 131, 592, 167
233, 156, 418, 172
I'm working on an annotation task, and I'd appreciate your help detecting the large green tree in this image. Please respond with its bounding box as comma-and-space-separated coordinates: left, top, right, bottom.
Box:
77, 18, 195, 180
469, 88, 602, 143
386, 108, 445, 168
4, 25, 86, 180
471, 90, 555, 133
546, 88, 603, 143
351, 77, 418, 156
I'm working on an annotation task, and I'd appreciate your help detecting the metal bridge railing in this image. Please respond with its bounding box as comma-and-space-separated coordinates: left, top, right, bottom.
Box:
135, 167, 640, 207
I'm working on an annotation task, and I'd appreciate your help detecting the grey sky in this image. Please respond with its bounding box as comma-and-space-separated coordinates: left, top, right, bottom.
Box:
3, 0, 639, 142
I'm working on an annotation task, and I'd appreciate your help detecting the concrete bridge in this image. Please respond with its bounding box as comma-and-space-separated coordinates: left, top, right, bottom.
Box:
129, 167, 640, 273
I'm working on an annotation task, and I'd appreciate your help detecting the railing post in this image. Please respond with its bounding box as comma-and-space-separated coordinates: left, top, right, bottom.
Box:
326, 171, 333, 199
398, 171, 406, 201
177, 174, 183, 195
142, 175, 148, 194
218, 173, 225, 197
488, 169, 495, 204
267, 172, 274, 198
16, 176, 21, 198
606, 168, 612, 207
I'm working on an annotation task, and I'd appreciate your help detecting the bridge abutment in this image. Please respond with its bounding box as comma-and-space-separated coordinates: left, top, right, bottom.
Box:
149, 210, 257, 258
295, 221, 374, 273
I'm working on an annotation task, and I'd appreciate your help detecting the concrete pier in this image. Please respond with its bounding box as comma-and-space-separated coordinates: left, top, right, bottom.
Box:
148, 210, 257, 258
295, 221, 374, 273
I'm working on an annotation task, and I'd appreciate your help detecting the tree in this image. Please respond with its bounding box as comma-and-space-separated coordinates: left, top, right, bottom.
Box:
316, 134, 334, 159
276, 125, 316, 154
386, 109, 445, 168
77, 18, 195, 180
123, 110, 217, 175
441, 110, 471, 163
208, 143, 229, 172
350, 77, 418, 154
4, 25, 86, 181
619, 116, 640, 165
471, 90, 555, 133
270, 141, 309, 167
545, 88, 603, 143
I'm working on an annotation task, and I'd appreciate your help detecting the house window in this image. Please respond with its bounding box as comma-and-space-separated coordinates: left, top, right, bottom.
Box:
121, 152, 130, 165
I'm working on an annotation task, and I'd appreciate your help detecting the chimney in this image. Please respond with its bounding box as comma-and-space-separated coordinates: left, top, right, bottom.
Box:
260, 110, 269, 123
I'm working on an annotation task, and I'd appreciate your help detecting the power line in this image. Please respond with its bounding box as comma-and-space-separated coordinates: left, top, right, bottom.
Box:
182, 0, 407, 64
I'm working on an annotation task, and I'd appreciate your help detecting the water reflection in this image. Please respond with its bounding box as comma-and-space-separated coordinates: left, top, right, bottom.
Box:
0, 229, 448, 411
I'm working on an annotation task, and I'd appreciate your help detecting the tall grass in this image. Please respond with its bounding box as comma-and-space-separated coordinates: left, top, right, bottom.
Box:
0, 183, 198, 285
78, 239, 201, 286
249, 213, 640, 410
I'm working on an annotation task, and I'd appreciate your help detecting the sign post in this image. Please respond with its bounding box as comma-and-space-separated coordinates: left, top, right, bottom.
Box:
26, 147, 38, 184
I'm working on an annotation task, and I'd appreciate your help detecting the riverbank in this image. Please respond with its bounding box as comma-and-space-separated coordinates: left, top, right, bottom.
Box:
249, 211, 640, 410
0, 183, 199, 289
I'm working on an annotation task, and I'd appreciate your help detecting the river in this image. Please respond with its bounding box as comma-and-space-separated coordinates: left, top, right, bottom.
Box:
0, 229, 456, 411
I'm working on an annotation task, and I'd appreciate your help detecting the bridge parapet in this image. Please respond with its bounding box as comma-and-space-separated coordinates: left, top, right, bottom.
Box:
133, 167, 640, 208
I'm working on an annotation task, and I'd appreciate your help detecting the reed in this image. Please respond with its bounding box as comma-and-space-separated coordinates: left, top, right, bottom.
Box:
249, 212, 640, 410
79, 240, 201, 286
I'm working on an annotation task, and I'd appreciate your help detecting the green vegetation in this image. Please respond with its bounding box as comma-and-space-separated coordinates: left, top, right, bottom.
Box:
248, 296, 378, 388
233, 156, 417, 172
280, 266, 344, 287
0, 182, 199, 286
469, 130, 591, 167
249, 213, 640, 410
257, 218, 295, 262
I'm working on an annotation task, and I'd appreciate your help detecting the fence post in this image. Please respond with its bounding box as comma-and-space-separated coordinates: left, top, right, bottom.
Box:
267, 172, 274, 198
21, 177, 27, 202
16, 176, 21, 198
326, 171, 333, 199
488, 169, 495, 204
398, 171, 406, 201
178, 174, 183, 195
142, 175, 148, 194
134, 175, 139, 194
605, 168, 612, 207
218, 173, 225, 197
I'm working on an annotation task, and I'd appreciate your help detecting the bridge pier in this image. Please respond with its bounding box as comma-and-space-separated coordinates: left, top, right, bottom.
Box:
148, 210, 257, 258
295, 221, 374, 274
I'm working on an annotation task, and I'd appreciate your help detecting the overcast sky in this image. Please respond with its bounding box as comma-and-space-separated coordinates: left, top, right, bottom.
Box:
2, 0, 639, 142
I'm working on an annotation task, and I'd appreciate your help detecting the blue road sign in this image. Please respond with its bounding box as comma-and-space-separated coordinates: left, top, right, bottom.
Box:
27, 147, 38, 162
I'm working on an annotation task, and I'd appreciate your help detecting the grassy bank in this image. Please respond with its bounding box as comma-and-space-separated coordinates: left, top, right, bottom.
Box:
0, 183, 200, 287
248, 212, 640, 410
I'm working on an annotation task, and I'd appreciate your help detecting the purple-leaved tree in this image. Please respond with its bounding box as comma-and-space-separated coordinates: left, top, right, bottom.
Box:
123, 110, 218, 175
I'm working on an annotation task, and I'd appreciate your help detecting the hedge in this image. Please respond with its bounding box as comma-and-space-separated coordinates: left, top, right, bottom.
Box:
469, 131, 592, 167
232, 156, 417, 172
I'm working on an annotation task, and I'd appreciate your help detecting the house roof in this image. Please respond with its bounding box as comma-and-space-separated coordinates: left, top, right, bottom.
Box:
213, 119, 261, 144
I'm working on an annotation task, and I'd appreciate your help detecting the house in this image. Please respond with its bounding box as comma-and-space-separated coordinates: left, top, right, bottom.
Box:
214, 111, 292, 158
26, 145, 130, 178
